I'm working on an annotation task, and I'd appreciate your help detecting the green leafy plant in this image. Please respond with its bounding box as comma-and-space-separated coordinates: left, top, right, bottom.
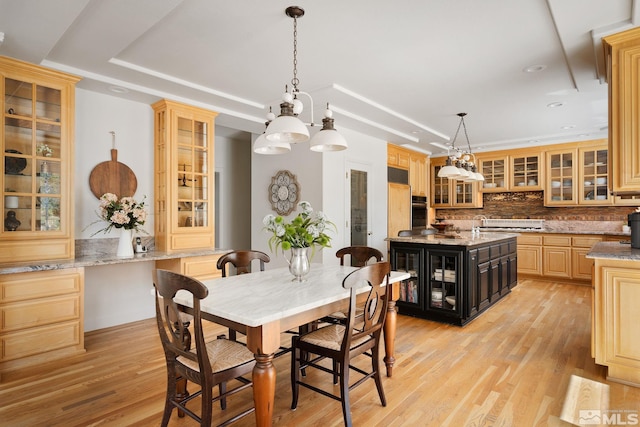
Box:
91, 192, 148, 236
263, 201, 335, 255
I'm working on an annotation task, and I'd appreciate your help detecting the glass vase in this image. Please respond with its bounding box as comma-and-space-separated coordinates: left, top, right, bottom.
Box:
288, 247, 310, 282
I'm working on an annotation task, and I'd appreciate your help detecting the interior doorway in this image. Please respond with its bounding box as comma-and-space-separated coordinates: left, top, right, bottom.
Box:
346, 162, 372, 252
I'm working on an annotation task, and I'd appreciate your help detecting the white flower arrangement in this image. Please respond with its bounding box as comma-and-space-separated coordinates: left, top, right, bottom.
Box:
37, 144, 53, 157
91, 193, 148, 236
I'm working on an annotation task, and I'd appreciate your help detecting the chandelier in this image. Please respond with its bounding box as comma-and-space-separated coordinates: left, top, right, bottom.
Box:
436, 113, 484, 182
254, 6, 348, 155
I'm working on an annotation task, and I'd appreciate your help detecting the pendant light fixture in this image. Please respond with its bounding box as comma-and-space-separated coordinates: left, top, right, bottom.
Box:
437, 113, 484, 182
255, 6, 347, 154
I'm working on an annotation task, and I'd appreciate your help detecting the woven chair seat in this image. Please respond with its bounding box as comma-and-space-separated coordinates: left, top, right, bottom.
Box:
178, 338, 255, 373
299, 324, 371, 351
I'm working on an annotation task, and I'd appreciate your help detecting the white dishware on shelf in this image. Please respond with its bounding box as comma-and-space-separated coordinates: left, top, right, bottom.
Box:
584, 181, 592, 186
596, 177, 607, 185
528, 180, 537, 186
596, 195, 607, 200
445, 296, 456, 307
552, 181, 561, 188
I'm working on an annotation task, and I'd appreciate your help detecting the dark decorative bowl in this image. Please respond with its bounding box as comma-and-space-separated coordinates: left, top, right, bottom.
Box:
430, 223, 449, 232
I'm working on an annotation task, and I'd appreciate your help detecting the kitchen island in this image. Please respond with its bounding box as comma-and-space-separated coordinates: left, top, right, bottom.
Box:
587, 242, 640, 387
387, 232, 518, 325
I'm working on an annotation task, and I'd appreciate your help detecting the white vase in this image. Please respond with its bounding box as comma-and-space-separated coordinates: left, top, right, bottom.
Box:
116, 228, 134, 258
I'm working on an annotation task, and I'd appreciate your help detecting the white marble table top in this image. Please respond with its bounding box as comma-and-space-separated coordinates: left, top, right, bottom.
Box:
174, 264, 410, 327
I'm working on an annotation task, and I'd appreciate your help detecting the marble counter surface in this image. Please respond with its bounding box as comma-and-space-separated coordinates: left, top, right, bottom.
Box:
0, 247, 230, 275
387, 231, 519, 247
586, 241, 640, 261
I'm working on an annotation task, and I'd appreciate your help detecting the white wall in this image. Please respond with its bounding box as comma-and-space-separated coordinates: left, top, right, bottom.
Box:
75, 89, 156, 331
250, 129, 388, 269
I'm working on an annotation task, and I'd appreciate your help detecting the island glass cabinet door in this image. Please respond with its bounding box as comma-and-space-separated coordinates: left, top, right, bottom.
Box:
389, 245, 424, 315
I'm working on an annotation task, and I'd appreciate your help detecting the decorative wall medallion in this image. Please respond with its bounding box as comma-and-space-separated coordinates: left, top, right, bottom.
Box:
269, 170, 300, 215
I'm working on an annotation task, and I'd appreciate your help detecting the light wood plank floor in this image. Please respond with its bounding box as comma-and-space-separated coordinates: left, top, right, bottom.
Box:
1, 278, 639, 426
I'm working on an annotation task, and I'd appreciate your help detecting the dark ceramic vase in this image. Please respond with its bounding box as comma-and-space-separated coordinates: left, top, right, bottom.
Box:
4, 210, 20, 231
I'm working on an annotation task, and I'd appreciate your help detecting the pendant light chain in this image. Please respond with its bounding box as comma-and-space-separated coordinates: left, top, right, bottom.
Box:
291, 14, 300, 92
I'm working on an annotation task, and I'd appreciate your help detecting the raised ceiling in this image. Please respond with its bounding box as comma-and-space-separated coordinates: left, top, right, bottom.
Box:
0, 0, 638, 155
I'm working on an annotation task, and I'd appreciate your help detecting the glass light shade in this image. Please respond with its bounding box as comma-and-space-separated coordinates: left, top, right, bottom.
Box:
265, 115, 310, 143
437, 160, 461, 178
309, 129, 348, 152
475, 172, 485, 182
253, 133, 291, 155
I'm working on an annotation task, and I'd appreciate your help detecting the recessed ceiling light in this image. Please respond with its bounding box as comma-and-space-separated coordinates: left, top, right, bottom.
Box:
108, 86, 129, 94
523, 64, 546, 73
561, 125, 576, 130
529, 139, 540, 143
547, 102, 564, 108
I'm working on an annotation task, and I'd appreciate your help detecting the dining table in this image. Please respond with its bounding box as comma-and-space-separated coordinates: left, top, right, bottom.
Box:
173, 263, 410, 427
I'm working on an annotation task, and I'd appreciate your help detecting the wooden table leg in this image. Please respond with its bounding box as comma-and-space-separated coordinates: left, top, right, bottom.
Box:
246, 324, 280, 427
253, 353, 276, 427
383, 299, 397, 377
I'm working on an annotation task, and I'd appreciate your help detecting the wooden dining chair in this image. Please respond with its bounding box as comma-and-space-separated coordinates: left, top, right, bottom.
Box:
290, 261, 391, 427
154, 269, 256, 427
216, 250, 270, 277
336, 245, 384, 267
321, 246, 385, 325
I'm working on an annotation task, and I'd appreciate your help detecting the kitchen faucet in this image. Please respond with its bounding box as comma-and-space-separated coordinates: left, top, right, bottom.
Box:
472, 215, 488, 234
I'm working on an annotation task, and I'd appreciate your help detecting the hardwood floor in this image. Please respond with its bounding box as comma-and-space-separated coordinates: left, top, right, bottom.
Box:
1, 278, 638, 426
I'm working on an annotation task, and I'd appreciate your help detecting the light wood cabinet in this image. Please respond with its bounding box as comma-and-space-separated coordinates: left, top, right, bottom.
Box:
409, 152, 428, 197
592, 257, 640, 386
430, 157, 482, 208
0, 56, 80, 263
152, 100, 218, 252
156, 254, 223, 281
603, 27, 640, 195
542, 235, 572, 279
517, 233, 604, 282
387, 183, 411, 237
477, 151, 543, 192
516, 234, 543, 275
0, 268, 85, 374
478, 155, 508, 191
387, 144, 410, 169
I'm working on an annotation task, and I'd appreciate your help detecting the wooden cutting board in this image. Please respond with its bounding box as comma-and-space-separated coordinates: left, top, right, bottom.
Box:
89, 148, 137, 199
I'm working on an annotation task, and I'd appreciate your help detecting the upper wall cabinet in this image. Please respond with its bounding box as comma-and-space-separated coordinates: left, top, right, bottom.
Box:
603, 27, 640, 194
409, 152, 428, 197
478, 150, 543, 192
152, 100, 218, 252
430, 157, 482, 208
388, 144, 429, 197
545, 139, 615, 207
0, 56, 80, 263
387, 144, 410, 170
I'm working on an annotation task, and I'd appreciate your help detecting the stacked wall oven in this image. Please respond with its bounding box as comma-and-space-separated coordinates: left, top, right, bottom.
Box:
412, 196, 428, 232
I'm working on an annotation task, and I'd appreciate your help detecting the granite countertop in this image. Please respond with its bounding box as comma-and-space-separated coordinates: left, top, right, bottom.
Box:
586, 241, 640, 261
387, 231, 519, 247
0, 248, 231, 275
478, 228, 632, 236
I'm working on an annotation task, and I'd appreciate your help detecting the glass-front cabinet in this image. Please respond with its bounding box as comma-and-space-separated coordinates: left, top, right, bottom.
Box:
511, 154, 542, 190
428, 250, 461, 316
580, 145, 609, 204
1, 56, 79, 262
153, 99, 218, 252
479, 156, 507, 191
430, 158, 482, 208
389, 245, 424, 317
545, 149, 576, 205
